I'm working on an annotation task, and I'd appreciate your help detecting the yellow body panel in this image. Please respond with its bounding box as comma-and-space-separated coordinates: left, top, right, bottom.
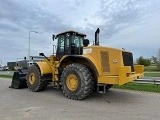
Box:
82, 46, 144, 85
83, 46, 125, 76
36, 62, 52, 75
36, 46, 143, 86
98, 65, 144, 85
36, 55, 59, 81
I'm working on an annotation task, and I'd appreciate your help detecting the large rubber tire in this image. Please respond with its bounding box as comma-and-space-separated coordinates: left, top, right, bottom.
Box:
61, 63, 94, 100
26, 65, 48, 92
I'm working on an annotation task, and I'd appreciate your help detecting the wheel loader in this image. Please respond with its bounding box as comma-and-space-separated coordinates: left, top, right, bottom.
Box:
10, 28, 144, 100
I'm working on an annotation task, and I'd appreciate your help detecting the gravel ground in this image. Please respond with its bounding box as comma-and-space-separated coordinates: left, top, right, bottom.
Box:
0, 78, 160, 120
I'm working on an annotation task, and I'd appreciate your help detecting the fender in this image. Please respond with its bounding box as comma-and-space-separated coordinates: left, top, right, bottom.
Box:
60, 55, 99, 76
36, 62, 52, 75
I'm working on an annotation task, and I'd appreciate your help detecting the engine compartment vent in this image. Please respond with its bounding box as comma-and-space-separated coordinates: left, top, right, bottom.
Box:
100, 51, 110, 72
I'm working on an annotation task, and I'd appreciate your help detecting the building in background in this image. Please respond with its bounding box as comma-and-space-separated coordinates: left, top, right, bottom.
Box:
7, 62, 16, 70
7, 56, 44, 70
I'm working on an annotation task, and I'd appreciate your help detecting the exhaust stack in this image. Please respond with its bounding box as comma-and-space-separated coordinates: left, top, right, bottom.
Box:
95, 28, 100, 45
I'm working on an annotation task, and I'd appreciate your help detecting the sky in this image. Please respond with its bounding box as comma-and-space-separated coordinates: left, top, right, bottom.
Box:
0, 0, 160, 65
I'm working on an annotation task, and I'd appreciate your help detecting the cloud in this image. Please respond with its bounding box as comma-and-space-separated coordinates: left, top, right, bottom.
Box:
71, 0, 160, 59
0, 0, 160, 65
84, 0, 160, 39
0, 0, 71, 33
0, 0, 71, 64
105, 10, 160, 58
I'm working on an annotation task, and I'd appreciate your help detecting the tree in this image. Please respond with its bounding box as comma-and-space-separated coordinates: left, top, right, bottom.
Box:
157, 49, 160, 69
151, 49, 160, 69
151, 56, 158, 64
136, 56, 151, 66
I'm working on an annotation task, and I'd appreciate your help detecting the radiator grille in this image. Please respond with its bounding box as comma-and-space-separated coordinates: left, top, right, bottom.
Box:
122, 52, 134, 72
100, 51, 110, 72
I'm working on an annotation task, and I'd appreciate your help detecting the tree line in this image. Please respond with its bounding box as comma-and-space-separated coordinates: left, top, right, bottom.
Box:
136, 48, 160, 69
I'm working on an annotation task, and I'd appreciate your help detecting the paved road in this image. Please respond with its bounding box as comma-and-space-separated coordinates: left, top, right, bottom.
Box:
0, 78, 160, 120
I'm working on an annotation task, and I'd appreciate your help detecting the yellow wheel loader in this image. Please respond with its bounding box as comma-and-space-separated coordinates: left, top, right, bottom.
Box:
10, 28, 144, 100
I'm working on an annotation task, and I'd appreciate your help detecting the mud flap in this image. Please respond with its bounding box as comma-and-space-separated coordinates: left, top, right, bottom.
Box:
9, 69, 28, 89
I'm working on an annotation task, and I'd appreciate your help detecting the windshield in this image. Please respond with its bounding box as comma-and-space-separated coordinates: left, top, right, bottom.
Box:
71, 35, 84, 47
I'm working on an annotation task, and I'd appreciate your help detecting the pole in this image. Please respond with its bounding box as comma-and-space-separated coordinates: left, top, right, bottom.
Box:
28, 32, 30, 61
0, 60, 2, 67
28, 31, 38, 60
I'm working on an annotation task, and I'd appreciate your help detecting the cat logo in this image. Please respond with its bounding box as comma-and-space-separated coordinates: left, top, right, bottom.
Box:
113, 59, 118, 63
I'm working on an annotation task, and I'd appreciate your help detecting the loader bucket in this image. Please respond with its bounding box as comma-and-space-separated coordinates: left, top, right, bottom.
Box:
9, 69, 28, 89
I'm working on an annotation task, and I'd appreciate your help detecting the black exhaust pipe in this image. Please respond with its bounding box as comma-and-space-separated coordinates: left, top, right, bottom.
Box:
95, 28, 100, 45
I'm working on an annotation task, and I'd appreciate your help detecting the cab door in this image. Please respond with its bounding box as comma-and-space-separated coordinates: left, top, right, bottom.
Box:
56, 34, 65, 60
56, 34, 71, 60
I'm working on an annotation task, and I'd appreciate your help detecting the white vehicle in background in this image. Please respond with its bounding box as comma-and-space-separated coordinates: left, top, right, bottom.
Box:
0, 67, 3, 71
0, 65, 9, 71
28, 56, 44, 67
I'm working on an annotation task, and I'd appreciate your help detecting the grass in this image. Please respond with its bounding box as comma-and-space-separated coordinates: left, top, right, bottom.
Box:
144, 72, 160, 77
0, 75, 12, 78
143, 65, 160, 77
144, 65, 160, 72
113, 82, 160, 93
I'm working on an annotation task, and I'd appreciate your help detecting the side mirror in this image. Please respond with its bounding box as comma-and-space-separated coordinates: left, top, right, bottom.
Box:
39, 53, 44, 56
52, 34, 55, 41
83, 39, 90, 47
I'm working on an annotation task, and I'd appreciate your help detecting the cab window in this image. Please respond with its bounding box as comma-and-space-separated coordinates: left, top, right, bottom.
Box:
57, 35, 65, 53
71, 35, 83, 47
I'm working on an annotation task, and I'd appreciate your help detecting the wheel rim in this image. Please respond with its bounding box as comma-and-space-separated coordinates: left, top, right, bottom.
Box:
66, 74, 78, 91
29, 72, 36, 84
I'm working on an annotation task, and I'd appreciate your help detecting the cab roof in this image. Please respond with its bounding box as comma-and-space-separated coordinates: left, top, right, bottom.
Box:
56, 30, 86, 38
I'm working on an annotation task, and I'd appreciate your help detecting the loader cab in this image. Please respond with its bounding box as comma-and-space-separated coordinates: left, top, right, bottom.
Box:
55, 31, 87, 60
